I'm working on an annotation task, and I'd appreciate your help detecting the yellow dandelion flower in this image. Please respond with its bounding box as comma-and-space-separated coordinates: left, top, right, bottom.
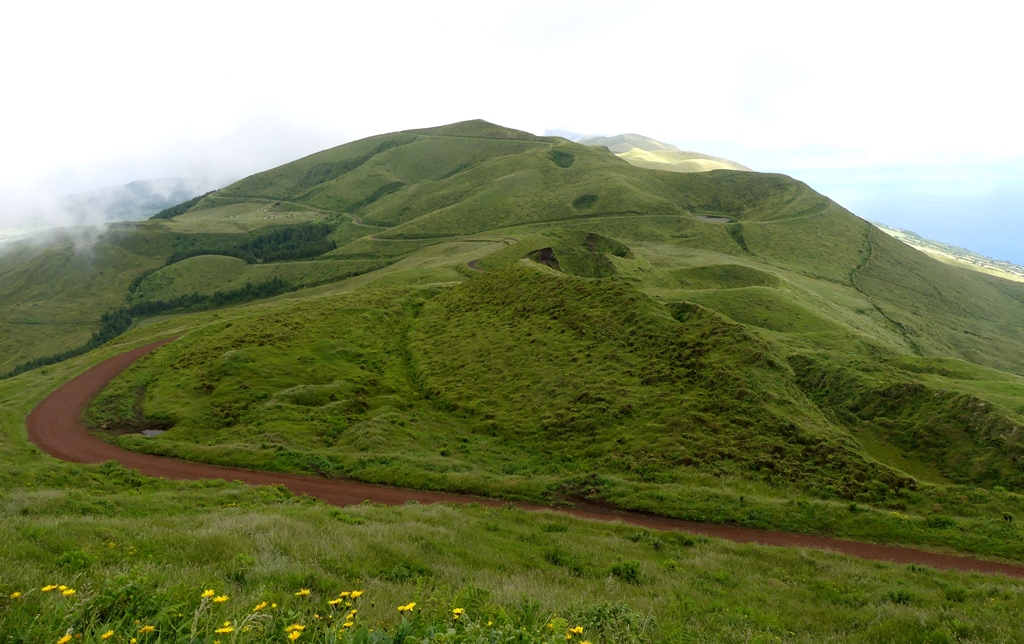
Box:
328, 598, 342, 606
348, 610, 357, 617
61, 588, 76, 597
101, 632, 114, 640
397, 601, 417, 612
288, 632, 302, 641
42, 585, 58, 592
130, 639, 137, 644
253, 601, 268, 611
201, 589, 215, 598
285, 624, 306, 633
9, 591, 21, 599
138, 625, 155, 634
342, 621, 354, 628
214, 626, 234, 634
57, 635, 72, 644
570, 626, 584, 634
294, 588, 311, 597
213, 595, 229, 603
350, 590, 364, 598
453, 608, 465, 615
488, 620, 493, 626
271, 603, 278, 609
338, 591, 350, 598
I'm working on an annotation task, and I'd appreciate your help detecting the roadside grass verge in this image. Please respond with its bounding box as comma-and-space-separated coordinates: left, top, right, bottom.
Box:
3, 482, 1024, 643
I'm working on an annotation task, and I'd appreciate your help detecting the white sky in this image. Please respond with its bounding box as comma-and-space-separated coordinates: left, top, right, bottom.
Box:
1, 0, 1021, 257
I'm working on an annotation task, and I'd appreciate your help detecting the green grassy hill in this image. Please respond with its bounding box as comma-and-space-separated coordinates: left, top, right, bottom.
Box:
9, 118, 1024, 492
6, 119, 1024, 640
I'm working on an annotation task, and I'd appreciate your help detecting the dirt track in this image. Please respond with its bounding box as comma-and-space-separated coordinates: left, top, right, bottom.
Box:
25, 340, 1024, 579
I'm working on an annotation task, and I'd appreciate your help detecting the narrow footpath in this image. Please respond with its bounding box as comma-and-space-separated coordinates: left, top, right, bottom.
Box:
25, 340, 1024, 579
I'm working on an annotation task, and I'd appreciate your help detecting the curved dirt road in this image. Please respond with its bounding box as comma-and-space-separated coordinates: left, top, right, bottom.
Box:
26, 340, 1024, 579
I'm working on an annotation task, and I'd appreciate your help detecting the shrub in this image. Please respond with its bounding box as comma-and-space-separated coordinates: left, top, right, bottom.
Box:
610, 560, 642, 585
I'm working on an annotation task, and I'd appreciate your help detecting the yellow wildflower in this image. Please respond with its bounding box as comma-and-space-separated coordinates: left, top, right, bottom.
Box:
214, 625, 234, 634
342, 621, 354, 628
62, 588, 76, 597
295, 588, 311, 597
328, 598, 342, 606
201, 589, 215, 598
350, 590, 364, 598
9, 591, 21, 599
338, 591, 350, 598
253, 601, 268, 611
101, 632, 114, 640
57, 635, 72, 644
138, 625, 155, 634
569, 626, 584, 634
131, 639, 137, 644
271, 603, 278, 609
285, 624, 306, 633
42, 585, 58, 592
213, 595, 229, 603
397, 601, 416, 612
288, 632, 302, 641
453, 607, 465, 619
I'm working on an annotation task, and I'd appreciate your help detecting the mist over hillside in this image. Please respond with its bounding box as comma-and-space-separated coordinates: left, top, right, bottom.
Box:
0, 176, 223, 245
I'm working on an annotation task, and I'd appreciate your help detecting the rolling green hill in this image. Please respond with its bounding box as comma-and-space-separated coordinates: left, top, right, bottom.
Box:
9, 118, 1024, 494
6, 119, 1024, 640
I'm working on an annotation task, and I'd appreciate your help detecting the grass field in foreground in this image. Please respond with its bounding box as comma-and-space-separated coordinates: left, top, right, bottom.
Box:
2, 473, 1024, 643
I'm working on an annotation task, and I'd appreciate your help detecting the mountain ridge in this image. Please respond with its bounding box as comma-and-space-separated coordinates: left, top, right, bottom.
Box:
579, 132, 752, 173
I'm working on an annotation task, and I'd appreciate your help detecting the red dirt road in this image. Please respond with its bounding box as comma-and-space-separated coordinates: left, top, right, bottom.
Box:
25, 340, 1024, 579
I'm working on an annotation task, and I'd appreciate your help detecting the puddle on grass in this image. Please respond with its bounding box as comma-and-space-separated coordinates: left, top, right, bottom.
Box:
695, 215, 732, 223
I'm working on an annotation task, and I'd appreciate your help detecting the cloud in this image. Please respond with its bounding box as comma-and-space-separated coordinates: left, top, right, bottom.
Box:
0, 175, 221, 255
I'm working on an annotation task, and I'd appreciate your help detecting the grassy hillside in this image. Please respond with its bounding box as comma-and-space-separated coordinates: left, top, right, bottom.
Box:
7, 119, 1024, 639
2, 283, 1023, 641
0, 226, 171, 373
